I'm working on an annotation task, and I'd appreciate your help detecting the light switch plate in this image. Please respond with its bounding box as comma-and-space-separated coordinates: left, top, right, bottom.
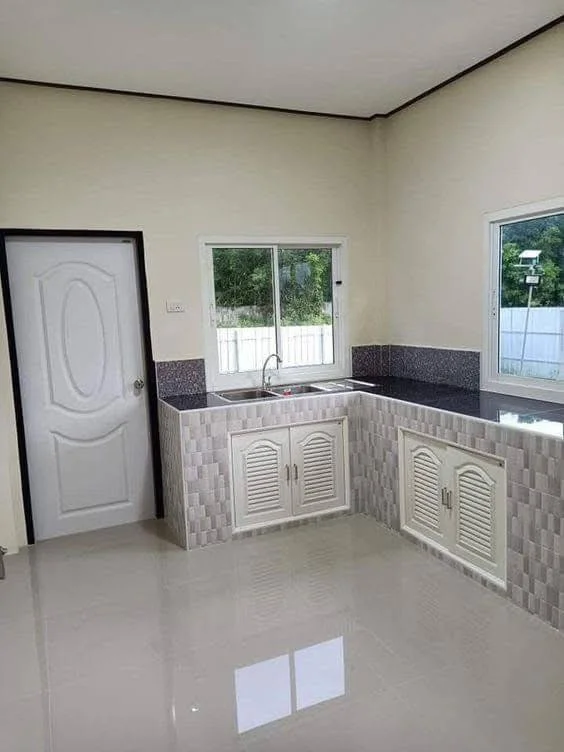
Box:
166, 300, 186, 313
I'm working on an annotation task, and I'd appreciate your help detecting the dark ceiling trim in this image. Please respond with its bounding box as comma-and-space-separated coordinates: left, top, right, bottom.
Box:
0, 76, 371, 122
379, 14, 563, 120
0, 14, 561, 123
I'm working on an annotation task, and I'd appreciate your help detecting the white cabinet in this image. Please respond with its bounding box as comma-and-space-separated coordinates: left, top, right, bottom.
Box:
448, 445, 506, 579
402, 433, 448, 549
400, 430, 506, 585
231, 428, 293, 528
292, 422, 347, 517
231, 420, 348, 530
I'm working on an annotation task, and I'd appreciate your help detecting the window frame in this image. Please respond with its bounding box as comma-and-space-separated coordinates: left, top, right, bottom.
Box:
199, 236, 350, 391
482, 198, 564, 404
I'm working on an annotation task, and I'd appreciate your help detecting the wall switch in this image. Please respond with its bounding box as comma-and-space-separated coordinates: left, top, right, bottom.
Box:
166, 300, 186, 313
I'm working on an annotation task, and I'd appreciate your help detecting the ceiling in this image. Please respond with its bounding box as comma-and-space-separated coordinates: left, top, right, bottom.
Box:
0, 1, 562, 118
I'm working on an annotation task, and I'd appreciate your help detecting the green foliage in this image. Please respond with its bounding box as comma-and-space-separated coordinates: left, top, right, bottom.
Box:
213, 247, 273, 308
213, 247, 332, 327
279, 250, 332, 326
501, 215, 564, 307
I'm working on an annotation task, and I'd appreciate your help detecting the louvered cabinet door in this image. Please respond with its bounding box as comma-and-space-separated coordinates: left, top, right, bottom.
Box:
231, 428, 292, 529
402, 433, 448, 547
447, 447, 506, 582
290, 421, 347, 516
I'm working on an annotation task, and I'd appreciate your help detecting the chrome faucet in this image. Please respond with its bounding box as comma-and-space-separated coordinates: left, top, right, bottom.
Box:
261, 353, 282, 389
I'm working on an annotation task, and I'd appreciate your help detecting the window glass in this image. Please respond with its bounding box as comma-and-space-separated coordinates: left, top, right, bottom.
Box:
278, 248, 334, 367
499, 213, 564, 382
211, 246, 338, 376
212, 248, 275, 373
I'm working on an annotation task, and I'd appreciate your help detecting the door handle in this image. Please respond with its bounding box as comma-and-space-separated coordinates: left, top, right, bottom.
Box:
441, 488, 453, 510
133, 378, 145, 392
294, 464, 298, 482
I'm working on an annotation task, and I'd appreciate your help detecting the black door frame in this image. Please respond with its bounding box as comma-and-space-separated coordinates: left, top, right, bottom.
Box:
0, 229, 163, 544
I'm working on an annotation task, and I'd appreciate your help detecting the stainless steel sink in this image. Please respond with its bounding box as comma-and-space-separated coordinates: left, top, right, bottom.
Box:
216, 388, 279, 402
269, 384, 324, 396
215, 379, 378, 403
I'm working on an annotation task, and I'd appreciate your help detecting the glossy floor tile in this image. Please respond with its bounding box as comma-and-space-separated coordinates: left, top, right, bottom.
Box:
2, 516, 564, 751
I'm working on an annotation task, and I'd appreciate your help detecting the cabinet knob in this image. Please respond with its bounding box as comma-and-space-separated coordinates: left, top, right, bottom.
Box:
133, 378, 145, 392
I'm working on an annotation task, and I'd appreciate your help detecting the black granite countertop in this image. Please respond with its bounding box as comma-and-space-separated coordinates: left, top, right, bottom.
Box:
161, 377, 564, 438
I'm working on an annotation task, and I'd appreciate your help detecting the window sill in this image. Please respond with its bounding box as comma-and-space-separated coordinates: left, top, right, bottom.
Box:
481, 378, 564, 405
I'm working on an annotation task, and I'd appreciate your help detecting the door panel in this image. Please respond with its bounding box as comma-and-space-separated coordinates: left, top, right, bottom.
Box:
231, 428, 292, 529
448, 447, 506, 581
6, 237, 154, 540
38, 261, 123, 413
54, 426, 129, 513
291, 421, 346, 516
402, 433, 447, 547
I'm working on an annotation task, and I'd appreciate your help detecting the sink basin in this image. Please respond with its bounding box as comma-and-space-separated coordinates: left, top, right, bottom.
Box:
311, 379, 379, 391
216, 388, 279, 402
269, 384, 324, 396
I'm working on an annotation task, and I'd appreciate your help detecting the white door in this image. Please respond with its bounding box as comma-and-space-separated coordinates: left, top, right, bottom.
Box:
231, 428, 292, 529
402, 432, 448, 548
290, 421, 346, 516
6, 237, 155, 540
447, 446, 506, 582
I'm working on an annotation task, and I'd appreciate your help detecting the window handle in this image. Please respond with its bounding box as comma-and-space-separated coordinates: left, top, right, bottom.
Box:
490, 289, 497, 319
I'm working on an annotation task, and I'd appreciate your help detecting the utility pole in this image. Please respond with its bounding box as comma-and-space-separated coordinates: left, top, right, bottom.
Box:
517, 250, 542, 376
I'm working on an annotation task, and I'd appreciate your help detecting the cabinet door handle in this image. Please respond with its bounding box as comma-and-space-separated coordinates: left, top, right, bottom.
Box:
446, 490, 453, 510
285, 464, 290, 483
294, 464, 298, 481
441, 487, 448, 507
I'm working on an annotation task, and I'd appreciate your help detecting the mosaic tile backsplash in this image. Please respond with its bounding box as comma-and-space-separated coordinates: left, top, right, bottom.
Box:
156, 345, 479, 401
160, 387, 564, 633
351, 345, 390, 378
389, 346, 480, 390
156, 358, 206, 397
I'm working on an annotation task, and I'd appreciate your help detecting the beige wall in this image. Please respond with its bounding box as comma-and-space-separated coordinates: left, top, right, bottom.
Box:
383, 24, 564, 349
0, 83, 385, 548
1, 24, 562, 549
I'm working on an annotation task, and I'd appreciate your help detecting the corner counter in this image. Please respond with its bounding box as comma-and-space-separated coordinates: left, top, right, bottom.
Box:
158, 378, 564, 632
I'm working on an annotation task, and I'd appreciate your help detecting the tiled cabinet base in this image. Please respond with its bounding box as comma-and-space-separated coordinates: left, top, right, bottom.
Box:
159, 394, 358, 549
159, 391, 564, 632
354, 394, 564, 631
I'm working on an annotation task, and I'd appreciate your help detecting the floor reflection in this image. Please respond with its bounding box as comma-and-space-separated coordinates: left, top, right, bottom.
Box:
235, 636, 345, 733
4, 517, 564, 752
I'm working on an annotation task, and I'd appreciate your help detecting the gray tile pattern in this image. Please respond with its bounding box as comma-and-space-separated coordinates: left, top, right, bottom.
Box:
160, 385, 563, 631
390, 345, 480, 389
155, 358, 206, 397
355, 393, 564, 631
232, 509, 352, 540
179, 394, 359, 550
157, 400, 187, 548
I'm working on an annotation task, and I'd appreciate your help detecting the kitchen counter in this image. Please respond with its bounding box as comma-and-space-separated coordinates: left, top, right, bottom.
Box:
160, 376, 564, 437
158, 375, 563, 633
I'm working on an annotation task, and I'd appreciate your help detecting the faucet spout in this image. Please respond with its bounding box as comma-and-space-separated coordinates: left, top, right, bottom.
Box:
261, 353, 282, 390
